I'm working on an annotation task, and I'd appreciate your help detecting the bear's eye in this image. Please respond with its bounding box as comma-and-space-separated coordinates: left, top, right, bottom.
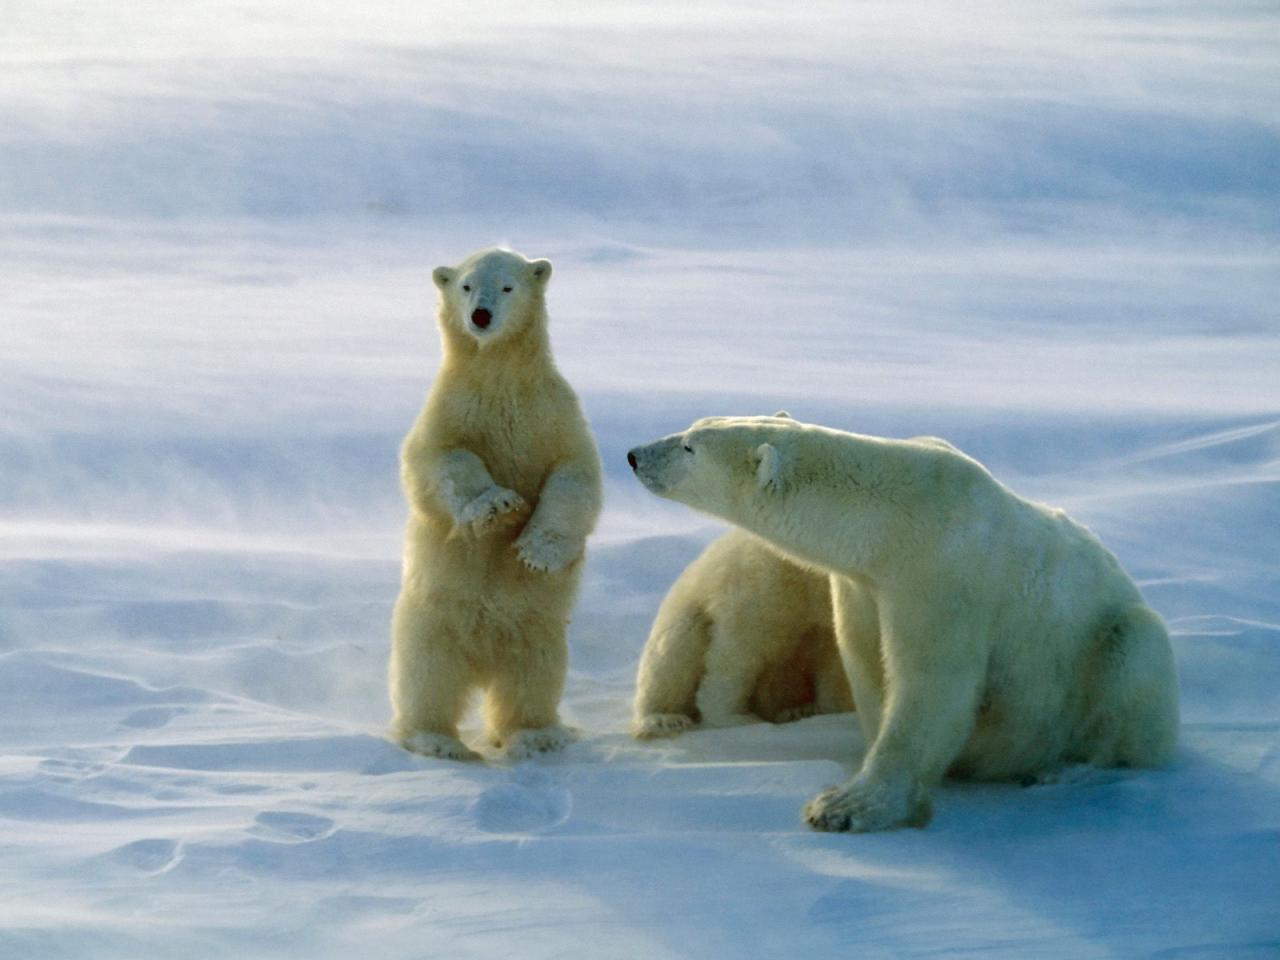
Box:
683, 443, 694, 453
462, 284, 471, 292
502, 286, 512, 293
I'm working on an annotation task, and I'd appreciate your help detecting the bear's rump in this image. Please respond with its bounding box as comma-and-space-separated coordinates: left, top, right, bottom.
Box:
944, 607, 1100, 779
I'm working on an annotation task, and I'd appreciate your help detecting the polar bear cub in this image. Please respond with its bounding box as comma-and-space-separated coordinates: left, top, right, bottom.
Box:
389, 248, 602, 761
634, 527, 853, 738
628, 415, 1178, 831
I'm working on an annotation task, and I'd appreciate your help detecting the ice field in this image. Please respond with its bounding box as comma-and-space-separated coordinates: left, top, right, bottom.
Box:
2, 2, 1278, 957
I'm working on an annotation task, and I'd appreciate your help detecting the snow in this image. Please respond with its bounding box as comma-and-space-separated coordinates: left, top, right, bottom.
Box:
2, 1, 1278, 957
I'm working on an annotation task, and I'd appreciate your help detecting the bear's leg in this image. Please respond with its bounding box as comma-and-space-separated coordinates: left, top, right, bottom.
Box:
694, 612, 774, 727
388, 598, 480, 762
806, 603, 984, 832
633, 606, 710, 739
812, 637, 856, 715
1080, 603, 1179, 769
436, 449, 529, 535
485, 621, 575, 760
830, 575, 883, 742
515, 468, 598, 573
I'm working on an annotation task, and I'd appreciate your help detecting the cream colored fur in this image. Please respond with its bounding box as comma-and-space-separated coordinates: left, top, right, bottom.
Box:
389, 248, 602, 761
629, 416, 1178, 831
633, 528, 852, 738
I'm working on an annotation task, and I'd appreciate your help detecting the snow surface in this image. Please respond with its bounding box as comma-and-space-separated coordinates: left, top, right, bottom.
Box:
2, 2, 1278, 957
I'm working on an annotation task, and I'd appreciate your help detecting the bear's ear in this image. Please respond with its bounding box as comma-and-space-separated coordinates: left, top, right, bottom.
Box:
753, 443, 786, 493
530, 259, 553, 286
772, 410, 792, 420
432, 266, 455, 290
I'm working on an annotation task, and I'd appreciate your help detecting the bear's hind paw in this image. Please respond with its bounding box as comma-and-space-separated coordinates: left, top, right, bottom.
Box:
633, 713, 694, 740
401, 731, 482, 762
499, 724, 578, 760
773, 704, 819, 724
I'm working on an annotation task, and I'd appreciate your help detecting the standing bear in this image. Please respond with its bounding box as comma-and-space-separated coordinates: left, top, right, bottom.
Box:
389, 248, 602, 761
628, 415, 1178, 831
633, 527, 853, 739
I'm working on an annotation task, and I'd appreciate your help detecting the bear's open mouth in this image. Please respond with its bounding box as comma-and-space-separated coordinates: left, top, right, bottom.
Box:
471, 308, 492, 330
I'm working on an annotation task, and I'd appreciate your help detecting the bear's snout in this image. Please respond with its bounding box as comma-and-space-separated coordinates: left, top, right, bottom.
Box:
471, 308, 492, 329
627, 442, 675, 496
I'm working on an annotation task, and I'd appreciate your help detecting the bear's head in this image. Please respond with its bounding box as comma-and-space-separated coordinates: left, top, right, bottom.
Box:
432, 248, 552, 350
627, 412, 799, 516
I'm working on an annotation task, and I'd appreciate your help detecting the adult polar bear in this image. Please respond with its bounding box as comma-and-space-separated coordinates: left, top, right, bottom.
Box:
389, 248, 602, 761
628, 415, 1178, 831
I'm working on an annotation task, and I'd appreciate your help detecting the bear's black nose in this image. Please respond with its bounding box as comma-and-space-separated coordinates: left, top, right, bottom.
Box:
472, 308, 492, 329
627, 451, 638, 471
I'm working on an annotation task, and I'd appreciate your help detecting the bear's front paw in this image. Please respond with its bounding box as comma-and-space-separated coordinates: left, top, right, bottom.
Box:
457, 485, 529, 535
803, 775, 932, 833
514, 527, 582, 574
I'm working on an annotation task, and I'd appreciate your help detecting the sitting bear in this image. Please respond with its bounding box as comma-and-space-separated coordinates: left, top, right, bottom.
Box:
633, 527, 853, 739
389, 248, 602, 761
628, 415, 1178, 831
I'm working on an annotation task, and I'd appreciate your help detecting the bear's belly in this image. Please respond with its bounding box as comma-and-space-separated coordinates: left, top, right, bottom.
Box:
402, 517, 582, 613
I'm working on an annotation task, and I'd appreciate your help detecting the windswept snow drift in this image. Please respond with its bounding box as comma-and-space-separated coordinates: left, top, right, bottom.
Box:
2, 2, 1278, 957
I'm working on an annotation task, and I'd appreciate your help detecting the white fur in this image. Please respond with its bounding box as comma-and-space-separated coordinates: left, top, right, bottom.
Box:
633, 528, 852, 738
389, 248, 602, 761
629, 416, 1179, 831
